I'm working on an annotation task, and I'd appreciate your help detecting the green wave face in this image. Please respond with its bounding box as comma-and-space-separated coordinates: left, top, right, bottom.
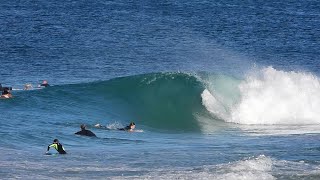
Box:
91, 73, 206, 132
20, 73, 207, 132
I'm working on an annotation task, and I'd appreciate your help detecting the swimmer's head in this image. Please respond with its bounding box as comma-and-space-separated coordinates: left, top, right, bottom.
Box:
2, 87, 10, 94
80, 124, 86, 130
129, 122, 135, 130
53, 139, 59, 143
42, 80, 48, 84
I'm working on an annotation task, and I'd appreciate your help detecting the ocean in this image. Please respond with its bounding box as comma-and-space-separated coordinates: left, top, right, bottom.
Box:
1, 0, 320, 179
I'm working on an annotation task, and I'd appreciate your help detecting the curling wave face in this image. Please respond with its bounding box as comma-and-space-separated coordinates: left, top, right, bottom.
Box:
7, 67, 320, 135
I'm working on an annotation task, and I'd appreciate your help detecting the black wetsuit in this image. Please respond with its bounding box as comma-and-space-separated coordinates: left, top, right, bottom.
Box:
47, 143, 67, 154
75, 129, 96, 137
40, 84, 50, 87
1, 88, 11, 96
2, 90, 9, 95
118, 126, 131, 131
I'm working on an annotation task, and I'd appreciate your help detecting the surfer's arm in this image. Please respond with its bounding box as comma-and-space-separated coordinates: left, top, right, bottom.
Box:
47, 144, 57, 151
1, 94, 10, 98
46, 145, 51, 153
47, 144, 52, 151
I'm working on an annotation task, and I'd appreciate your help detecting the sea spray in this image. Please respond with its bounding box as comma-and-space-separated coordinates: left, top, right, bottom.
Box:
231, 67, 320, 124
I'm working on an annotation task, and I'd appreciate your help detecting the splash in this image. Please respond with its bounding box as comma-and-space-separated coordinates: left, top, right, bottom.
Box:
231, 67, 320, 124
202, 67, 320, 125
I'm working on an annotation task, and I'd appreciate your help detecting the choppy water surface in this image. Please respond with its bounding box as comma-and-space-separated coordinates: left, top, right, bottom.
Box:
1, 0, 320, 179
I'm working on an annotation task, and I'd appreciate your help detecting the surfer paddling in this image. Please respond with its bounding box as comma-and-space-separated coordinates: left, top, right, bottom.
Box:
46, 139, 67, 154
75, 124, 97, 137
1, 87, 13, 99
95, 122, 136, 132
118, 122, 136, 132
38, 80, 50, 88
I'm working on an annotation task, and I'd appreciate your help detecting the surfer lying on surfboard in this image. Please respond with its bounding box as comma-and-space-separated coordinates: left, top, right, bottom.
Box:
118, 122, 136, 132
95, 122, 136, 132
75, 124, 97, 137
1, 87, 13, 99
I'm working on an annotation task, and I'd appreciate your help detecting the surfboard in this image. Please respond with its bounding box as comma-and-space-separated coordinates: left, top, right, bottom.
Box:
44, 152, 58, 156
134, 129, 144, 133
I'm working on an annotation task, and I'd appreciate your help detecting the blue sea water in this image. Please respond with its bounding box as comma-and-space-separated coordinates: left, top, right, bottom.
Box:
1, 0, 320, 179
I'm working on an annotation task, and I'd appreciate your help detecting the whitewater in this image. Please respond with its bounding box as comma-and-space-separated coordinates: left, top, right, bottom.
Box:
202, 66, 320, 126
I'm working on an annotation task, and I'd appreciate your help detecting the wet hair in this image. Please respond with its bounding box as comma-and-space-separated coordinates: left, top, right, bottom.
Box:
80, 124, 86, 130
53, 139, 59, 143
129, 122, 135, 126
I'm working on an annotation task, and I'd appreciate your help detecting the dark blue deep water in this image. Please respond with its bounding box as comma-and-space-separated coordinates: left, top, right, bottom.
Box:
1, 0, 320, 179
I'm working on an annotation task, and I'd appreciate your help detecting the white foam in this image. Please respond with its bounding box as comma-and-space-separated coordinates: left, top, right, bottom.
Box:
213, 155, 275, 180
202, 67, 320, 125
231, 67, 320, 124
110, 155, 275, 180
104, 121, 123, 129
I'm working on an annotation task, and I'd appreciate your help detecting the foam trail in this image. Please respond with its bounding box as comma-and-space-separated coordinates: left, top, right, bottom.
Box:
230, 67, 320, 124
213, 155, 274, 180
111, 155, 275, 180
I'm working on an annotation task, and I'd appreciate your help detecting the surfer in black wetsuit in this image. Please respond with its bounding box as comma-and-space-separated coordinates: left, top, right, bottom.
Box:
118, 122, 136, 132
1, 87, 13, 98
46, 139, 67, 154
94, 122, 136, 132
39, 80, 50, 88
75, 124, 97, 137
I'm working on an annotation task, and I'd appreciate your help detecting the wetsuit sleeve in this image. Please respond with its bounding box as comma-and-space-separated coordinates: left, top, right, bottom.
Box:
48, 143, 58, 151
47, 143, 55, 151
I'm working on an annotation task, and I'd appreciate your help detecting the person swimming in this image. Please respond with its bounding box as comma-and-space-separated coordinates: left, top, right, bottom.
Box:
75, 124, 97, 137
95, 122, 136, 132
39, 80, 50, 88
46, 139, 67, 154
94, 122, 136, 131
1, 87, 13, 99
118, 122, 136, 132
